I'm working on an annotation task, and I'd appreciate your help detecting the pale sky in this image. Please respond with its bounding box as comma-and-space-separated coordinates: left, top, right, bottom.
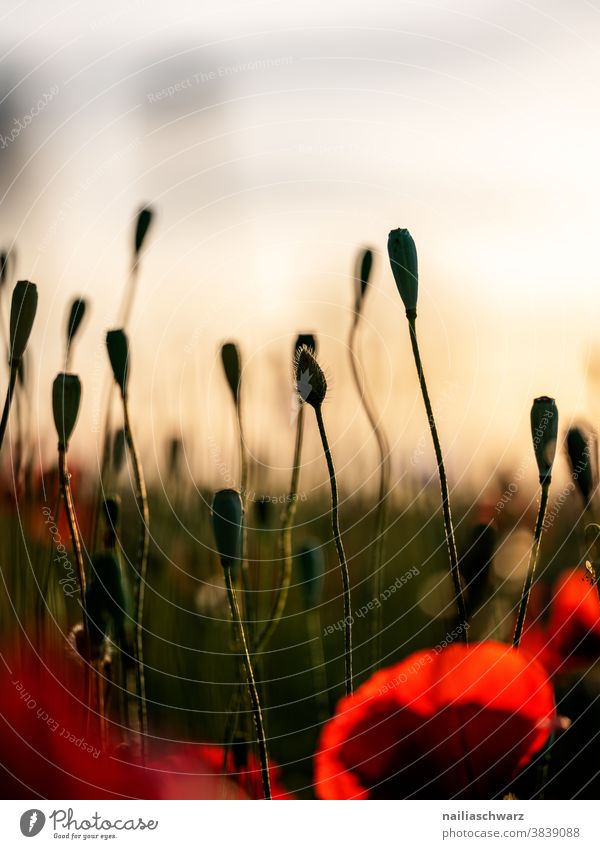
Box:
1, 0, 600, 495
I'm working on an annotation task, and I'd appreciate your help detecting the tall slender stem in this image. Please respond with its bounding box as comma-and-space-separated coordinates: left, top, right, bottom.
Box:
0, 365, 18, 450
223, 566, 271, 800
407, 313, 467, 637
122, 396, 149, 760
315, 405, 353, 696
513, 480, 550, 648
348, 317, 390, 670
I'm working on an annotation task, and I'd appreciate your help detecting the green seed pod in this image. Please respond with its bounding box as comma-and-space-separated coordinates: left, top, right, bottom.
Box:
134, 206, 154, 256
52, 373, 82, 450
9, 280, 38, 366
296, 540, 325, 608
294, 333, 318, 358
566, 426, 594, 507
106, 329, 129, 398
295, 345, 327, 408
354, 247, 374, 313
221, 341, 241, 405
66, 297, 87, 350
387, 229, 418, 316
212, 488, 243, 571
531, 396, 558, 483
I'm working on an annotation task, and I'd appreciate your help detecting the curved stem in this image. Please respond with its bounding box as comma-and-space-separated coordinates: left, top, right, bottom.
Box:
513, 480, 550, 648
407, 313, 467, 638
123, 395, 150, 760
315, 404, 353, 696
0, 365, 18, 450
348, 317, 390, 670
223, 566, 271, 800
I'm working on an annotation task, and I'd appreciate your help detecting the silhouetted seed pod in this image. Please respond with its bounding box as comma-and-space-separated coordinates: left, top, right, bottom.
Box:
295, 346, 327, 409
113, 427, 127, 473
9, 280, 38, 366
354, 247, 374, 313
566, 426, 594, 507
387, 229, 418, 315
212, 489, 243, 572
106, 329, 129, 398
297, 541, 325, 608
294, 333, 318, 358
0, 251, 9, 288
167, 436, 182, 476
103, 495, 121, 532
134, 206, 154, 257
52, 373, 82, 450
221, 342, 241, 404
66, 298, 87, 349
531, 397, 559, 483
255, 496, 272, 529
86, 551, 127, 643
460, 522, 497, 616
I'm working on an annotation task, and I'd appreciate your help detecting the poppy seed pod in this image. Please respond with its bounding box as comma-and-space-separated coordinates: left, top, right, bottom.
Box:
66, 298, 87, 348
297, 541, 325, 608
112, 428, 127, 473
531, 396, 558, 483
295, 345, 327, 409
221, 342, 241, 404
354, 247, 373, 313
52, 373, 82, 450
212, 489, 243, 571
387, 229, 418, 315
86, 551, 128, 643
294, 333, 318, 358
103, 495, 121, 532
106, 329, 129, 398
134, 206, 154, 256
9, 280, 38, 366
566, 426, 594, 506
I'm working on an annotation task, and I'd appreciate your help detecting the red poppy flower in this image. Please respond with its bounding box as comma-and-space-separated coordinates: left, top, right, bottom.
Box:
314, 641, 555, 799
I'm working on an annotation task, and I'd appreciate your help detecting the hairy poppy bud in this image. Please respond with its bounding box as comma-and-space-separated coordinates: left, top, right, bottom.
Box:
9, 280, 38, 366
566, 426, 594, 507
294, 333, 318, 357
134, 206, 154, 257
106, 329, 129, 398
295, 345, 327, 408
221, 342, 241, 404
212, 489, 243, 571
387, 229, 418, 316
531, 396, 558, 483
66, 297, 87, 349
354, 247, 374, 314
297, 541, 325, 608
52, 373, 82, 450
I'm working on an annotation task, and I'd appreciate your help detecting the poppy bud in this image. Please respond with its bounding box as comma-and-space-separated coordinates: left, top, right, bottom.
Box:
531, 396, 558, 483
106, 329, 129, 398
66, 297, 87, 349
9, 280, 38, 366
566, 426, 594, 506
354, 247, 373, 313
212, 489, 243, 571
221, 342, 241, 404
295, 345, 327, 409
297, 541, 325, 608
294, 333, 318, 357
134, 206, 154, 257
52, 373, 82, 450
387, 229, 418, 316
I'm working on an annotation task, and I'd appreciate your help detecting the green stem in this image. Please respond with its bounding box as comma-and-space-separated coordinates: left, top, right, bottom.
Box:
123, 395, 150, 760
407, 313, 467, 638
315, 404, 353, 696
348, 317, 390, 670
0, 365, 18, 450
223, 566, 271, 800
513, 480, 550, 648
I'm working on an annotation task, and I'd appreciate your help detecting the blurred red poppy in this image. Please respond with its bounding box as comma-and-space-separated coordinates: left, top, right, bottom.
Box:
314, 641, 555, 799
